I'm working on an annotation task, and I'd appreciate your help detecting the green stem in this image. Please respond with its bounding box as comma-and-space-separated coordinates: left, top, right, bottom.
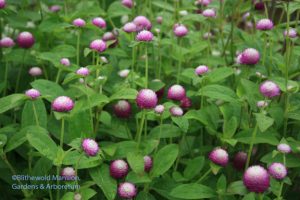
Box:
137, 110, 146, 149
131, 33, 136, 87
55, 69, 62, 83
176, 38, 182, 84
145, 44, 149, 88
262, 33, 269, 75
196, 168, 212, 183
277, 154, 286, 199
38, 0, 43, 22
84, 79, 94, 134
76, 29, 81, 66
15, 50, 26, 93
245, 124, 258, 169
154, 116, 163, 154
32, 102, 40, 126
3, 59, 8, 97
60, 118, 65, 148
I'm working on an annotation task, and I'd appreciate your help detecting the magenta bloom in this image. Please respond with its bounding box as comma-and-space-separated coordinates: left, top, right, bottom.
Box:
209, 148, 229, 166
173, 24, 188, 37
196, 0, 212, 6
52, 96, 74, 112
73, 18, 86, 27
240, 48, 260, 65
61, 167, 76, 180
0, 37, 15, 48
118, 182, 137, 199
110, 159, 129, 179
76, 67, 89, 77
60, 58, 70, 66
284, 28, 297, 38
123, 22, 137, 33
202, 9, 216, 18
268, 163, 287, 180
154, 104, 165, 114
133, 16, 152, 31
102, 32, 116, 41
17, 32, 35, 49
167, 84, 186, 101
144, 156, 153, 172
180, 97, 192, 109
256, 19, 273, 31
233, 151, 247, 170
82, 138, 99, 156
50, 5, 61, 12
277, 143, 291, 154
243, 165, 270, 193
136, 89, 158, 109
195, 65, 209, 75
28, 67, 42, 77
170, 106, 184, 117
254, 1, 265, 10
25, 89, 40, 100
156, 16, 163, 24
0, 0, 5, 9
92, 17, 106, 29
259, 81, 280, 98
122, 0, 133, 8
114, 100, 131, 118
136, 30, 153, 42
256, 100, 268, 108
90, 39, 107, 53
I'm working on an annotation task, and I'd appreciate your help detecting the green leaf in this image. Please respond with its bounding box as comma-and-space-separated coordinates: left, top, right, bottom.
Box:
109, 88, 138, 101
242, 193, 256, 200
127, 152, 145, 175
148, 124, 182, 139
170, 183, 216, 199
107, 1, 131, 18
236, 130, 279, 145
51, 45, 76, 58
136, 191, 156, 200
0, 134, 7, 149
227, 181, 247, 195
63, 151, 102, 169
254, 113, 274, 132
171, 117, 189, 133
152, 1, 174, 12
183, 156, 205, 180
223, 117, 237, 139
198, 85, 239, 103
31, 80, 65, 101
0, 94, 26, 114
206, 67, 234, 83
217, 175, 227, 194
21, 99, 47, 128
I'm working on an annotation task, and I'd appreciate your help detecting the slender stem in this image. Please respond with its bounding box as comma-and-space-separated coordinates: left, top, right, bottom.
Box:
176, 38, 182, 84
259, 193, 264, 200
245, 124, 258, 169
277, 154, 286, 199
15, 50, 26, 93
3, 59, 8, 96
131, 33, 136, 87
262, 33, 269, 75
76, 29, 81, 66
154, 116, 163, 154
196, 168, 212, 183
60, 118, 65, 148
38, 0, 43, 22
55, 69, 62, 83
56, 165, 61, 199
145, 44, 149, 88
137, 110, 146, 149
32, 101, 40, 126
84, 79, 94, 134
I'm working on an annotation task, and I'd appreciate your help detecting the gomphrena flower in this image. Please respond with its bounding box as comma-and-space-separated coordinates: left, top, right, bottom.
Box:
173, 24, 188, 37
52, 96, 74, 112
203, 32, 212, 39
118, 182, 137, 199
102, 32, 117, 41
25, 89, 40, 100
114, 100, 132, 118
136, 30, 153, 42
49, 5, 61, 12
277, 143, 292, 154
180, 97, 192, 109
61, 167, 76, 180
256, 19, 273, 31
123, 22, 137, 33
154, 104, 165, 114
170, 106, 184, 117
92, 17, 106, 29
17, 32, 35, 49
60, 58, 70, 66
144, 156, 153, 172
257, 100, 268, 108
0, 37, 15, 48
76, 67, 90, 77
28, 67, 42, 77
209, 148, 229, 166
167, 84, 186, 101
284, 28, 297, 38
196, 0, 212, 6
89, 39, 107, 52
82, 138, 99, 156
121, 0, 133, 8
110, 159, 129, 179
133, 16, 152, 31
202, 8, 216, 18
240, 48, 260, 65
156, 16, 163, 24
268, 163, 287, 180
72, 18, 86, 27
233, 151, 247, 170
259, 81, 281, 98
243, 165, 270, 193
118, 69, 130, 78
0, 0, 6, 9
74, 193, 82, 200
136, 89, 158, 109
195, 65, 209, 75
253, 1, 265, 10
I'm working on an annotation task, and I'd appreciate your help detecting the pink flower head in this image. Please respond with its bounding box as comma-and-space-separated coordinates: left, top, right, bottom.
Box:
0, 0, 5, 9
243, 165, 270, 193
73, 18, 86, 27
110, 159, 129, 179
133, 16, 152, 31
114, 100, 131, 118
28, 67, 42, 77
0, 37, 15, 48
167, 84, 186, 101
173, 24, 188, 37
17, 32, 35, 49
136, 30, 153, 42
144, 156, 153, 172
240, 48, 260, 65
180, 97, 192, 109
259, 81, 280, 98
25, 89, 40, 100
196, 0, 212, 6
268, 162, 287, 180
242, 12, 251, 21
118, 69, 130, 78
203, 32, 212, 39
118, 182, 137, 199
170, 106, 184, 117
122, 0, 133, 8
136, 89, 158, 109
123, 22, 137, 33
284, 28, 297, 38
254, 1, 265, 11
233, 151, 247, 170
82, 138, 99, 156
60, 58, 70, 66
195, 65, 209, 75
76, 67, 89, 77
156, 16, 163, 24
154, 104, 165, 114
256, 19, 273, 31
52, 96, 74, 112
256, 100, 268, 108
92, 17, 106, 29
209, 148, 229, 166
277, 143, 291, 154
102, 32, 116, 41
61, 167, 76, 180
89, 39, 107, 52
50, 5, 61, 12
202, 9, 216, 18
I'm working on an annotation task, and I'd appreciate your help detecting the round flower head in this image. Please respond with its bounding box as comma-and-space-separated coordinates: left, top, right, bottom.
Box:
136, 89, 158, 109
284, 28, 297, 38
167, 84, 186, 101
114, 100, 131, 118
92, 17, 106, 29
76, 67, 89, 77
173, 24, 188, 37
136, 30, 153, 42
180, 97, 192, 109
110, 159, 129, 179
154, 104, 165, 114
17, 32, 35, 49
61, 167, 76, 180
82, 138, 99, 156
118, 69, 130, 78
102, 32, 116, 41
246, 21, 254, 29
122, 0, 133, 8
156, 16, 163, 24
72, 18, 86, 27
259, 81, 280, 98
123, 22, 137, 33
60, 58, 70, 66
101, 56, 108, 63
195, 65, 209, 75
257, 100, 268, 108
133, 16, 152, 31
144, 156, 153, 172
29, 67, 42, 77
268, 163, 287, 180
50, 5, 61, 12
74, 193, 82, 200
52, 96, 74, 112
233, 151, 247, 170
203, 32, 212, 39
0, 37, 15, 48
240, 48, 260, 65
0, 0, 5, 9
170, 106, 184, 117
89, 39, 107, 52
242, 12, 251, 21
196, 0, 212, 6
236, 53, 243, 64
256, 19, 273, 31
243, 165, 270, 193
277, 143, 291, 154
202, 9, 216, 18
209, 148, 229, 166
118, 182, 137, 199
254, 1, 265, 10
25, 89, 40, 100
179, 10, 188, 16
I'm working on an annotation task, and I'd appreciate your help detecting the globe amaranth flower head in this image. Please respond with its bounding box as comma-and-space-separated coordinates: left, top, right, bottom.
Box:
29, 67, 42, 77
209, 147, 229, 166
72, 18, 86, 27
52, 96, 74, 112
180, 97, 192, 109
123, 22, 137, 33
0, 37, 15, 48
82, 138, 99, 156
268, 162, 287, 180
259, 81, 281, 98
133, 16, 152, 31
136, 89, 158, 109
256, 100, 268, 108
243, 165, 270, 193
76, 67, 90, 77
240, 48, 260, 65
122, 0, 133, 8
167, 84, 186, 101
89, 39, 107, 52
170, 106, 184, 117
136, 30, 153, 42
49, 5, 61, 12
195, 65, 209, 75
74, 193, 82, 200
202, 8, 216, 18
173, 24, 188, 37
284, 28, 297, 38
17, 32, 35, 49
256, 19, 273, 31
196, 0, 212, 6
110, 159, 129, 179
60, 58, 70, 67
114, 100, 131, 118
118, 182, 137, 199
156, 16, 163, 24
0, 0, 6, 9
233, 151, 247, 170
154, 104, 165, 114
118, 69, 130, 78
25, 89, 40, 100
277, 143, 292, 154
144, 156, 153, 172
92, 17, 106, 29
61, 167, 76, 180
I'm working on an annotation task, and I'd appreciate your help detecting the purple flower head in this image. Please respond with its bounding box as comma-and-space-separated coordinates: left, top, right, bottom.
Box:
114, 100, 132, 118
156, 16, 163, 24
60, 58, 70, 66
173, 24, 188, 37
52, 96, 74, 112
0, 0, 6, 9
136, 89, 158, 109
61, 167, 76, 180
170, 106, 184, 117
92, 17, 106, 29
118, 69, 130, 78
0, 37, 15, 48
50, 5, 61, 12
25, 89, 40, 100
123, 22, 137, 33
17, 32, 35, 49
202, 8, 216, 18
110, 159, 129, 179
243, 165, 270, 193
136, 30, 153, 42
196, 0, 212, 6
133, 16, 152, 31
240, 48, 260, 65
256, 100, 268, 108
73, 18, 86, 27
82, 138, 99, 156
167, 84, 186, 101
233, 151, 247, 170
122, 0, 133, 8
209, 147, 229, 166
118, 182, 137, 199
89, 39, 107, 52
144, 156, 153, 172
256, 19, 273, 31
28, 67, 42, 77
180, 97, 192, 109
284, 28, 297, 38
259, 81, 281, 98
277, 143, 291, 154
268, 162, 287, 180
76, 67, 90, 77
195, 65, 209, 75
154, 104, 165, 114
